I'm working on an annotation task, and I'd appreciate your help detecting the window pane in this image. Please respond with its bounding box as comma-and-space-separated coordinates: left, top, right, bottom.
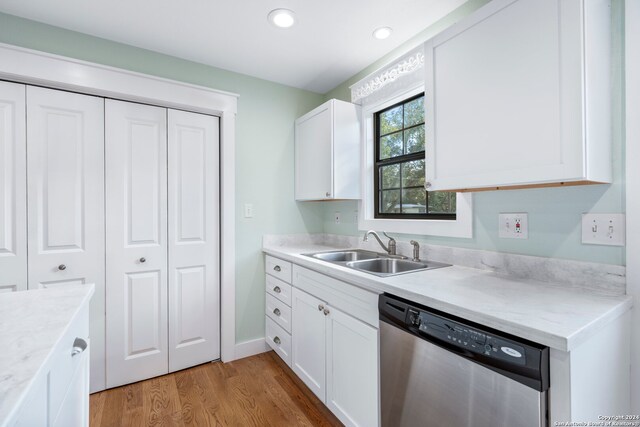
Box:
380, 190, 401, 214
379, 106, 403, 135
428, 191, 457, 214
405, 125, 425, 154
379, 132, 402, 159
404, 96, 424, 127
402, 160, 425, 188
380, 164, 400, 189
402, 189, 427, 214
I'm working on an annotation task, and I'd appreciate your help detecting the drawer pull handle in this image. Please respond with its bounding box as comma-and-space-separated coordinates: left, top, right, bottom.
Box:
273, 308, 281, 316
139, 257, 146, 263
273, 336, 281, 345
273, 265, 282, 272
318, 304, 324, 311
58, 264, 67, 271
71, 337, 88, 357
323, 308, 330, 316
273, 286, 281, 293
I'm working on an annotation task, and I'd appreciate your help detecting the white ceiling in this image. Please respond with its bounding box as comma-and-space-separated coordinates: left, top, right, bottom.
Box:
0, 0, 466, 93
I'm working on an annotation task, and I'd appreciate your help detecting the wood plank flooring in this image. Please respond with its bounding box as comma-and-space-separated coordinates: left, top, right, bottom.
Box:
90, 351, 343, 427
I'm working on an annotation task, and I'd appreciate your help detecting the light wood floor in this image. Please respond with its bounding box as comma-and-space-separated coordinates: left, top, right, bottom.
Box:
90, 351, 343, 427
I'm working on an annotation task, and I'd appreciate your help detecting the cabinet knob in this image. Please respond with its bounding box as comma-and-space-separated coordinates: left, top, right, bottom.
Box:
139, 257, 146, 263
323, 308, 330, 316
71, 337, 87, 357
273, 336, 281, 345
318, 304, 324, 311
273, 286, 281, 294
273, 265, 281, 272
425, 182, 432, 189
325, 192, 331, 197
58, 264, 66, 271
273, 308, 281, 316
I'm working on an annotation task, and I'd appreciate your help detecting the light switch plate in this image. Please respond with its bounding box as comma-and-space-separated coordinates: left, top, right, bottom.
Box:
244, 203, 254, 218
581, 213, 625, 246
499, 213, 528, 239
334, 211, 341, 224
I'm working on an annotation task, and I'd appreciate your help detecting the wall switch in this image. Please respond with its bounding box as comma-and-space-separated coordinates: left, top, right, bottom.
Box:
581, 213, 625, 246
334, 212, 341, 224
244, 203, 254, 218
354, 210, 359, 223
499, 213, 528, 239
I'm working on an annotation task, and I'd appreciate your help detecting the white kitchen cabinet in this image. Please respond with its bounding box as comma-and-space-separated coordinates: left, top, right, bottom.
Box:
26, 86, 106, 393
265, 256, 294, 367
424, 0, 612, 192
291, 287, 327, 400
295, 99, 361, 200
290, 266, 380, 427
167, 109, 220, 372
105, 100, 169, 388
0, 81, 26, 294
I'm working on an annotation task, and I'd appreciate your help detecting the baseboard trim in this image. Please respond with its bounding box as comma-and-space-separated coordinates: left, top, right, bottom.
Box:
234, 338, 270, 360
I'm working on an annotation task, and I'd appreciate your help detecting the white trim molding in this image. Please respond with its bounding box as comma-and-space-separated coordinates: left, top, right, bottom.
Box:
0, 43, 239, 364
625, 0, 640, 412
350, 46, 425, 104
234, 338, 270, 361
357, 84, 473, 238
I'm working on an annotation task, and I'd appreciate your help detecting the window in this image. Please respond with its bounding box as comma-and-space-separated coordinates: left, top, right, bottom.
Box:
374, 93, 456, 219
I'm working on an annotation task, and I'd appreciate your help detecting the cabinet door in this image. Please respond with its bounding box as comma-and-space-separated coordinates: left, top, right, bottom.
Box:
326, 306, 379, 427
291, 288, 327, 401
295, 103, 333, 200
167, 109, 220, 372
26, 86, 106, 392
54, 344, 90, 427
105, 100, 168, 388
424, 0, 588, 191
0, 81, 26, 293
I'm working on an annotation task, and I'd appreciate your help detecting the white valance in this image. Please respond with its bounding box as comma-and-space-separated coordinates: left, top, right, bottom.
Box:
349, 46, 425, 106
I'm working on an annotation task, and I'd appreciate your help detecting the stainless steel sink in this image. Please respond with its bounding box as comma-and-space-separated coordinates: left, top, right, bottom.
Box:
304, 249, 450, 277
346, 258, 450, 277
310, 249, 380, 262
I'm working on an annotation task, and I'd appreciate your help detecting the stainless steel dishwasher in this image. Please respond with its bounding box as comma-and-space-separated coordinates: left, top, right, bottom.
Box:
379, 294, 550, 427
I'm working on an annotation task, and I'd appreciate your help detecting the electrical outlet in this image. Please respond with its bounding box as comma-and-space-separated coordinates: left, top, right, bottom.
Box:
334, 212, 341, 224
581, 213, 625, 246
499, 213, 528, 239
244, 203, 254, 218
354, 210, 359, 223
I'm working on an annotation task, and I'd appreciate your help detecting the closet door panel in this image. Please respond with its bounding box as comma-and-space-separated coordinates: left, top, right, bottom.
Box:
26, 86, 106, 392
168, 109, 220, 372
0, 81, 26, 293
105, 100, 168, 388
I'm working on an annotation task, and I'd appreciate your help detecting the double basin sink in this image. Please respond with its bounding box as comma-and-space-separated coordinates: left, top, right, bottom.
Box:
304, 249, 451, 277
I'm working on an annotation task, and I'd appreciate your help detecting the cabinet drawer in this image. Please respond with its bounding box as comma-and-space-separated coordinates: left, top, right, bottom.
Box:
266, 275, 292, 306
265, 255, 292, 283
265, 316, 291, 366
49, 303, 90, 423
266, 293, 292, 333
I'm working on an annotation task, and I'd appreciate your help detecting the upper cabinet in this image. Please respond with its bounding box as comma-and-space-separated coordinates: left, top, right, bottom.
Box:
424, 0, 612, 192
295, 99, 361, 201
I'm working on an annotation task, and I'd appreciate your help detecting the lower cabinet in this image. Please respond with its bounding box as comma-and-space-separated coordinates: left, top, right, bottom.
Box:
291, 284, 379, 427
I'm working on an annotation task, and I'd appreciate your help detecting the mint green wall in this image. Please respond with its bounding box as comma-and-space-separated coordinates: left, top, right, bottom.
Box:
0, 12, 325, 342
321, 0, 626, 266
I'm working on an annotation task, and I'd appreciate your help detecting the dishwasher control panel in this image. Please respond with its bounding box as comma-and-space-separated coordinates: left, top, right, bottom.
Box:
410, 309, 527, 366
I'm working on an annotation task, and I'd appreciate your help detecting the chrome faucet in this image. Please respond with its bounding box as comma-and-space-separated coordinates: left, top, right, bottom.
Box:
410, 240, 420, 262
363, 230, 397, 255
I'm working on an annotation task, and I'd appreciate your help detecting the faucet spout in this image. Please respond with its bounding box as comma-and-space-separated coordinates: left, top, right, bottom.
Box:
363, 230, 396, 255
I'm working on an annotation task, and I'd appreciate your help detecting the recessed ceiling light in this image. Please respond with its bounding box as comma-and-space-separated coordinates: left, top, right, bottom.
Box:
373, 27, 393, 40
268, 9, 296, 29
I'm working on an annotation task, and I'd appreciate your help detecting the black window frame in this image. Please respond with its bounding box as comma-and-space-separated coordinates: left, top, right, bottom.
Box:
373, 93, 456, 220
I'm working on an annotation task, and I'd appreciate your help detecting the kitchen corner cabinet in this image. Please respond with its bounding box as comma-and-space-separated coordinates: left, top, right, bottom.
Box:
295, 99, 361, 201
424, 0, 612, 192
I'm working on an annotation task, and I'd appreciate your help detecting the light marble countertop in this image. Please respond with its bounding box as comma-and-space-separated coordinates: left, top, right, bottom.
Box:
0, 284, 94, 425
263, 242, 632, 352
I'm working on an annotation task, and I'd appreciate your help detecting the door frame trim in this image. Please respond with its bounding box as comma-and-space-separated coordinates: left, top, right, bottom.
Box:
0, 42, 239, 364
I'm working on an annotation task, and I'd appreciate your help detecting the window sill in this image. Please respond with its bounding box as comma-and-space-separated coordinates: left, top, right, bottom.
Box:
358, 193, 473, 238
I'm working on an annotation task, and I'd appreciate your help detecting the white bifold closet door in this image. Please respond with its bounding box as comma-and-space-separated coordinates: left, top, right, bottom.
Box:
167, 109, 220, 372
26, 86, 106, 392
0, 81, 26, 293
105, 100, 168, 388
